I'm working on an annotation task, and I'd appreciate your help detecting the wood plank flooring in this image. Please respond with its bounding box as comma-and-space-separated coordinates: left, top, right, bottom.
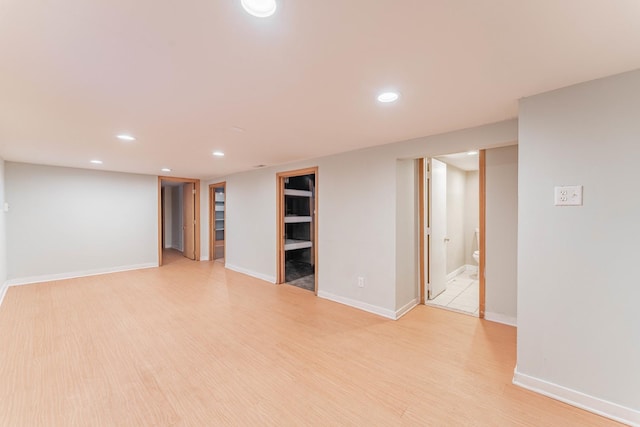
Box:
0, 251, 620, 426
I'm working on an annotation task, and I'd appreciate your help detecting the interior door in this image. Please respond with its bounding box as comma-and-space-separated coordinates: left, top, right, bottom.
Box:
183, 182, 196, 260
428, 158, 447, 299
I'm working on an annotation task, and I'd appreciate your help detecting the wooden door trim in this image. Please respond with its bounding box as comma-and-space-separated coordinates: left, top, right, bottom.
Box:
478, 150, 486, 319
418, 158, 426, 305
209, 182, 226, 262
158, 176, 201, 266
276, 167, 319, 295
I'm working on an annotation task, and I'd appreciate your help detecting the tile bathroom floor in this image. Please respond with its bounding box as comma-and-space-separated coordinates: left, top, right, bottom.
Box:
427, 269, 479, 316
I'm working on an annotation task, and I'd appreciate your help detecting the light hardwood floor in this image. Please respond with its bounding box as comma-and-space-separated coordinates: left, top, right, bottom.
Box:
0, 250, 620, 426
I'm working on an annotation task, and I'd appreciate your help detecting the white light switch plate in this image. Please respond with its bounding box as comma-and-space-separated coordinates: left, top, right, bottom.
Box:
554, 185, 583, 206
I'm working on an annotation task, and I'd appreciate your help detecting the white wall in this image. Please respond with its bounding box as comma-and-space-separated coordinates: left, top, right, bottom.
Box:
0, 159, 7, 303
5, 163, 158, 283
517, 70, 640, 423
446, 164, 466, 274
464, 171, 479, 266
484, 146, 518, 325
395, 159, 419, 315
206, 119, 517, 318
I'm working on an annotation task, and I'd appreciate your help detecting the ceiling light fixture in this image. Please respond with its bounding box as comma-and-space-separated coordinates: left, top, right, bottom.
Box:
377, 92, 399, 103
116, 134, 136, 141
241, 0, 277, 17
467, 151, 478, 155
90, 160, 103, 165
161, 168, 172, 172
213, 151, 225, 157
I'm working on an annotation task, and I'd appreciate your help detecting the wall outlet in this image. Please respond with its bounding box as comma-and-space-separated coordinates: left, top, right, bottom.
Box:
357, 277, 365, 288
554, 185, 583, 206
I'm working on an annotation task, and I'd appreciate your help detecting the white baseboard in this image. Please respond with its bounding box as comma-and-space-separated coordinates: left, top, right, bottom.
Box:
0, 282, 8, 308
200, 256, 210, 261
225, 264, 276, 284
484, 311, 517, 327
4, 263, 158, 287
447, 264, 477, 280
446, 265, 467, 281
395, 298, 418, 319
513, 368, 640, 426
317, 290, 395, 320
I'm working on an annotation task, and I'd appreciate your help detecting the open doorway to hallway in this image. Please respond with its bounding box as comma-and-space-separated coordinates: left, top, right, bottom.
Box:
158, 177, 201, 266
421, 151, 484, 317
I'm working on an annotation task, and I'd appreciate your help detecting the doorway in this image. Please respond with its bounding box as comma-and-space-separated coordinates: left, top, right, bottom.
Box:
419, 151, 485, 317
276, 167, 318, 293
209, 182, 226, 263
158, 176, 201, 266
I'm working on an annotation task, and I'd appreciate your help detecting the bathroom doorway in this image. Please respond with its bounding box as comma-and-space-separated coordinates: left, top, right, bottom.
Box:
276, 167, 318, 293
420, 151, 484, 317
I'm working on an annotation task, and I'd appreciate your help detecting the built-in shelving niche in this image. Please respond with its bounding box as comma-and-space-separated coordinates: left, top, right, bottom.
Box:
282, 173, 316, 291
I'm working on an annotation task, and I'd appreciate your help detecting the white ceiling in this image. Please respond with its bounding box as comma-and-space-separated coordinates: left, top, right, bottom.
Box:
436, 152, 478, 172
1, 1, 639, 180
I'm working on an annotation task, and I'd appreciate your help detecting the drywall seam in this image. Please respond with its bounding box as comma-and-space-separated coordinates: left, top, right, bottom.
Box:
4, 263, 158, 287
395, 298, 418, 319
513, 369, 640, 427
225, 264, 276, 284
484, 311, 517, 327
318, 290, 396, 320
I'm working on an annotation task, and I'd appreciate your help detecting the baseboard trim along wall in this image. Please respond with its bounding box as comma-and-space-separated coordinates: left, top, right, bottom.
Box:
513, 368, 640, 427
225, 264, 276, 284
199, 256, 210, 261
395, 298, 418, 319
446, 265, 467, 281
446, 264, 478, 281
318, 290, 396, 320
484, 311, 517, 327
0, 282, 8, 308
4, 263, 158, 287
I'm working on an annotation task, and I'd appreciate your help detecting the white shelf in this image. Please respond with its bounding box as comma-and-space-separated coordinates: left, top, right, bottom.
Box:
215, 228, 224, 231
284, 239, 313, 251
215, 193, 225, 202
284, 216, 312, 223
215, 205, 224, 211
284, 189, 312, 197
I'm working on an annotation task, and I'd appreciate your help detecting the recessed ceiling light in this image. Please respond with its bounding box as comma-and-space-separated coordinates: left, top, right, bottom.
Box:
116, 134, 136, 141
377, 92, 400, 103
90, 160, 103, 165
241, 0, 277, 17
231, 126, 246, 132
161, 168, 172, 172
213, 151, 225, 157
467, 151, 478, 155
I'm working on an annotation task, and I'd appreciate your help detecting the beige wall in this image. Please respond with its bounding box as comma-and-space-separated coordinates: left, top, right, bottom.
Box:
485, 146, 518, 325
517, 69, 640, 420
5, 162, 158, 283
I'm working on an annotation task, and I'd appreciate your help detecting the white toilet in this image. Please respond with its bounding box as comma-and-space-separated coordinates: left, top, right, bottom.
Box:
472, 228, 480, 264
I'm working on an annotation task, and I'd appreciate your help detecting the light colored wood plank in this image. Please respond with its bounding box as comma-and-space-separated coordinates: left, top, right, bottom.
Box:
0, 254, 620, 426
